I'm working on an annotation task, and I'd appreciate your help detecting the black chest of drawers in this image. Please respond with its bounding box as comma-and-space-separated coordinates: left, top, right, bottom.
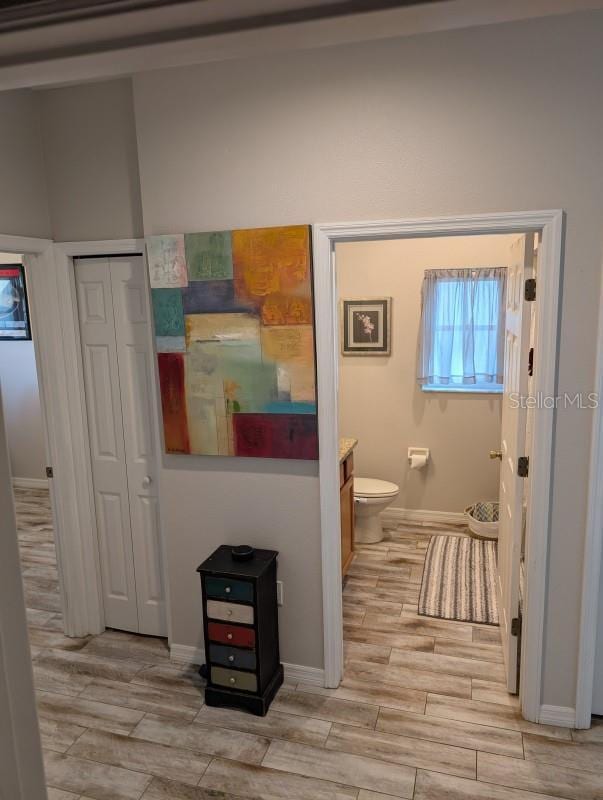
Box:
197, 546, 283, 716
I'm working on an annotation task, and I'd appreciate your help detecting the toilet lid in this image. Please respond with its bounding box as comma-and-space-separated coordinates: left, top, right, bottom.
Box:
354, 477, 399, 498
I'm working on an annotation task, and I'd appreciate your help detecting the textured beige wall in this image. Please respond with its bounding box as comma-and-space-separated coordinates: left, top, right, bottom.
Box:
0, 90, 50, 238
0, 390, 47, 798
133, 9, 603, 700
38, 79, 143, 242
337, 235, 515, 512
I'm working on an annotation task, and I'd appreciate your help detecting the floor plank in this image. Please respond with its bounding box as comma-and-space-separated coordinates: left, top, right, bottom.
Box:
271, 686, 379, 728
425, 693, 572, 739
44, 750, 152, 800
262, 739, 416, 798
201, 758, 359, 800
325, 721, 476, 778
477, 751, 603, 800
195, 703, 332, 746
376, 706, 524, 758
80, 677, 203, 721
414, 769, 565, 800
131, 713, 270, 765
69, 728, 211, 785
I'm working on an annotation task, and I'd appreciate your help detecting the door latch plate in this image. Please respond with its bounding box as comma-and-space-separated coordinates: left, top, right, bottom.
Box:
517, 456, 529, 478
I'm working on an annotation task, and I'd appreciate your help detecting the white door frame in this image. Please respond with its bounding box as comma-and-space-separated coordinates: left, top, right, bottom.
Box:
31, 238, 169, 641
313, 210, 563, 723
51, 239, 171, 639
0, 233, 83, 635
575, 269, 603, 728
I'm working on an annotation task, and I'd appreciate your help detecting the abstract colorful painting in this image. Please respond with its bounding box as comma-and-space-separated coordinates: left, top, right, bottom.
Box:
148, 225, 318, 460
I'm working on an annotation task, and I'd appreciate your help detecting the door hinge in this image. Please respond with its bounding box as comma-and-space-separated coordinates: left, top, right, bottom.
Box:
511, 617, 522, 637
45, 466, 54, 479
525, 278, 536, 301
517, 456, 529, 478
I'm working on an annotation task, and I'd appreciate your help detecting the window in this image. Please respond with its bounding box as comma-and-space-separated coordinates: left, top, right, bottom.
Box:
417, 267, 506, 392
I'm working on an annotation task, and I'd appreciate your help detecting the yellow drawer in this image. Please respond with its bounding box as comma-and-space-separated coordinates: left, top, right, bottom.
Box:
211, 666, 258, 693
206, 599, 254, 625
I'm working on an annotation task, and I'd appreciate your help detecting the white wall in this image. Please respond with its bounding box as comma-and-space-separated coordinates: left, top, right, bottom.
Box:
0, 254, 46, 481
133, 9, 603, 703
337, 235, 512, 512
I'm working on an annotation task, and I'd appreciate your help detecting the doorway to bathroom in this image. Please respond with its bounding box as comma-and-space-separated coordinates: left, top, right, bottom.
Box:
335, 230, 535, 697
313, 211, 563, 724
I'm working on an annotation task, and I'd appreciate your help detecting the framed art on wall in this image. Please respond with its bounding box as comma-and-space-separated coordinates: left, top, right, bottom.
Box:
0, 264, 31, 341
341, 297, 391, 356
148, 224, 318, 460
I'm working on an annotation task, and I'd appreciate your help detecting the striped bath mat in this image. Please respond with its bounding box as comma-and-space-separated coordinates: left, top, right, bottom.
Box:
418, 535, 499, 625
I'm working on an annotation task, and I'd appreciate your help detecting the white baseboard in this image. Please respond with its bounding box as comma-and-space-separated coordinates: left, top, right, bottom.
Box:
539, 704, 575, 728
170, 644, 204, 665
12, 477, 49, 490
282, 663, 325, 687
381, 507, 466, 527
170, 644, 325, 687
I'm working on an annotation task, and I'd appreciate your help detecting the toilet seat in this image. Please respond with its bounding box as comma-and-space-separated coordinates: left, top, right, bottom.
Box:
354, 477, 399, 499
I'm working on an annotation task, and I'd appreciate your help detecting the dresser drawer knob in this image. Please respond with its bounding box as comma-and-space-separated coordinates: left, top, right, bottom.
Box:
229, 677, 236, 685
225, 586, 231, 594
227, 633, 233, 640
227, 609, 233, 617
228, 655, 235, 663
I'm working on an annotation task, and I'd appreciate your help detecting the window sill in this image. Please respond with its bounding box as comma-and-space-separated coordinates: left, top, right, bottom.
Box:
421, 385, 503, 395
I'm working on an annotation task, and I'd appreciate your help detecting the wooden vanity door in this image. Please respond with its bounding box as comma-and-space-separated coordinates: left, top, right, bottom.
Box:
340, 454, 355, 576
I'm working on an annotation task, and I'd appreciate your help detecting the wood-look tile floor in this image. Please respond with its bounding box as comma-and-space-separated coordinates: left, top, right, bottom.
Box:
15, 487, 603, 800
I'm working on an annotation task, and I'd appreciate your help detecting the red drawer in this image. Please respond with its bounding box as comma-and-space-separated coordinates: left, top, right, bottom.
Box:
207, 622, 255, 649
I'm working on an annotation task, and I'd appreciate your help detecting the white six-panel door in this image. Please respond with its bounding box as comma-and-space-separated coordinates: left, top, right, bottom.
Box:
75, 256, 166, 637
498, 234, 533, 693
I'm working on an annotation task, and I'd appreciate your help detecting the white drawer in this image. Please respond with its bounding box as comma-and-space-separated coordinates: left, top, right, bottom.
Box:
206, 599, 254, 625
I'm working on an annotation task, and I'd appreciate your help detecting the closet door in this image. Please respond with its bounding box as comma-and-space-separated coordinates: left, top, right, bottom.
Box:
75, 258, 139, 632
110, 256, 165, 636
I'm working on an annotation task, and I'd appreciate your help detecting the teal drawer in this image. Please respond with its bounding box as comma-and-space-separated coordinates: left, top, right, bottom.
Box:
209, 643, 256, 671
205, 576, 254, 603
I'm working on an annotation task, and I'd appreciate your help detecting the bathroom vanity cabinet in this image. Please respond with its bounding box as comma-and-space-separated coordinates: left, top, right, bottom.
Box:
339, 438, 357, 577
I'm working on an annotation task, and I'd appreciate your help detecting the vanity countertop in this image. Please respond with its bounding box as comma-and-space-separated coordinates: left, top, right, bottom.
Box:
339, 437, 358, 464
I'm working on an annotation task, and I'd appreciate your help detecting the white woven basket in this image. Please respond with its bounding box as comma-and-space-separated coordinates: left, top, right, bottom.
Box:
465, 501, 500, 540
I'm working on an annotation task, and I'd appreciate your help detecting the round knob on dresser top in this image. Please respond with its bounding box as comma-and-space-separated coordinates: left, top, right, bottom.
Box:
227, 633, 233, 640
229, 677, 236, 685
228, 655, 235, 662
231, 545, 254, 562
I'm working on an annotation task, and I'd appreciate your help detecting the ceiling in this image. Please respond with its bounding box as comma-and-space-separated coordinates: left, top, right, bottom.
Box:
0, 0, 601, 90
0, 0, 438, 35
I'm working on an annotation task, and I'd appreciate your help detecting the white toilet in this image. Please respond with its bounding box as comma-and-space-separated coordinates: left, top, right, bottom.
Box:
354, 477, 400, 544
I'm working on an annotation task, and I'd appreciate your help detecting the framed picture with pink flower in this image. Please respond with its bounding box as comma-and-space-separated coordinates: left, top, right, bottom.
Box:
341, 298, 391, 356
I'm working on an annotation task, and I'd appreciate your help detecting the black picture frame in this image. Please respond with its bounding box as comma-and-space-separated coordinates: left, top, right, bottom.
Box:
341, 297, 391, 356
0, 264, 32, 341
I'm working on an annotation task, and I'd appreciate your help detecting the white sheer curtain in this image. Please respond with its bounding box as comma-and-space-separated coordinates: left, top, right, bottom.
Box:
418, 267, 507, 386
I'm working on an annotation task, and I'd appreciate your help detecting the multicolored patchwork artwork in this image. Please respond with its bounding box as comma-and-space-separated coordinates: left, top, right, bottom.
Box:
148, 225, 318, 460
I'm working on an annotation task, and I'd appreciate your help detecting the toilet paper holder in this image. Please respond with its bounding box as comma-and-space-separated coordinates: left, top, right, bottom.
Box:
408, 447, 430, 469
